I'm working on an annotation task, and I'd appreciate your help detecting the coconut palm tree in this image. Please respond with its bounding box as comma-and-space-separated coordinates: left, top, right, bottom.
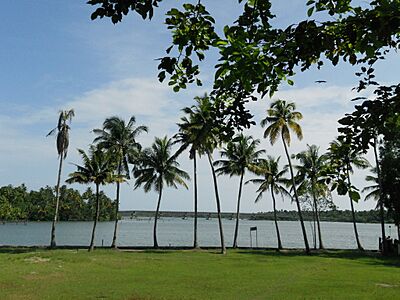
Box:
66, 146, 120, 252
47, 109, 75, 248
133, 136, 189, 248
261, 99, 310, 253
93, 116, 147, 248
246, 156, 289, 249
328, 138, 370, 251
371, 136, 387, 254
179, 95, 227, 254
294, 144, 329, 249
214, 133, 265, 248
173, 111, 204, 248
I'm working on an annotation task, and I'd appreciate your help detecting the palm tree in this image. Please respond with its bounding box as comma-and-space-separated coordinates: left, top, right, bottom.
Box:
214, 133, 265, 248
328, 138, 370, 251
47, 109, 75, 248
371, 135, 387, 254
66, 146, 120, 252
261, 99, 310, 253
93, 116, 147, 248
294, 144, 329, 249
133, 136, 189, 248
246, 156, 289, 249
179, 95, 227, 254
173, 111, 204, 248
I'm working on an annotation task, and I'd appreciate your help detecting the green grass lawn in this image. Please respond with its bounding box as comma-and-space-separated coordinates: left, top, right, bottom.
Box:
0, 248, 399, 299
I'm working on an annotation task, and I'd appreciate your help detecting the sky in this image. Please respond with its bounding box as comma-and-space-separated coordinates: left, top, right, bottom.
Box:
0, 1, 398, 214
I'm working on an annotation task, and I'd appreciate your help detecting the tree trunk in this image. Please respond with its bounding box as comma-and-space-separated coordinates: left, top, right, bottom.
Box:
271, 188, 283, 249
311, 179, 324, 249
282, 135, 310, 253
111, 162, 122, 249
89, 183, 100, 252
233, 171, 244, 248
153, 184, 163, 248
346, 165, 364, 251
312, 205, 317, 250
397, 224, 400, 240
50, 155, 63, 248
373, 138, 386, 255
207, 152, 226, 254
193, 151, 199, 249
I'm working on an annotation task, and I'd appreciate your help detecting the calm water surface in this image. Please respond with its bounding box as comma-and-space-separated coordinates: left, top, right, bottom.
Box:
0, 218, 394, 250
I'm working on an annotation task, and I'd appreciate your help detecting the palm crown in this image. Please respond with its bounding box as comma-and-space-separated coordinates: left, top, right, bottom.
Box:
93, 116, 148, 178
294, 144, 330, 197
66, 146, 120, 186
261, 99, 303, 146
47, 109, 75, 159
362, 168, 380, 203
215, 133, 265, 176
133, 136, 189, 192
328, 139, 370, 173
177, 95, 221, 156
247, 156, 290, 202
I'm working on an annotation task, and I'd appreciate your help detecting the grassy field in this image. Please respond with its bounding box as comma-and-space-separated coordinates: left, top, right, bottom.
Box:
0, 248, 399, 299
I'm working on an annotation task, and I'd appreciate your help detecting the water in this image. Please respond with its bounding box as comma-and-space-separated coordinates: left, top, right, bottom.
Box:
0, 218, 394, 250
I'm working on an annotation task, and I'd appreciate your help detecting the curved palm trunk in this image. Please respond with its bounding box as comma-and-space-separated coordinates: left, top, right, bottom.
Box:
153, 185, 163, 248
193, 152, 199, 248
233, 171, 244, 248
271, 188, 282, 249
89, 183, 100, 252
111, 163, 122, 249
373, 138, 386, 255
311, 180, 324, 249
50, 155, 63, 248
346, 165, 364, 251
207, 152, 226, 254
282, 135, 310, 253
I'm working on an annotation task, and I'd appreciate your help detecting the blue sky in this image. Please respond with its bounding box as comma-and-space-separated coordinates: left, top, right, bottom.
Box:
0, 1, 398, 213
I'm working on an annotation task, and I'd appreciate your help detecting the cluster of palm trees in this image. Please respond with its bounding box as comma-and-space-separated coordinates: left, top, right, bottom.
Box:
48, 96, 380, 254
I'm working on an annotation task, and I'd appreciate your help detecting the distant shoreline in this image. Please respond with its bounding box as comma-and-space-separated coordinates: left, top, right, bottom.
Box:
119, 209, 394, 224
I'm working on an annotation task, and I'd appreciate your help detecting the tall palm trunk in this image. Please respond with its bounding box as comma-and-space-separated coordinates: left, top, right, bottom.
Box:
346, 164, 363, 251
373, 138, 386, 255
397, 224, 400, 240
153, 183, 163, 248
207, 152, 226, 254
312, 207, 317, 249
50, 154, 63, 248
111, 163, 122, 249
282, 134, 310, 253
193, 151, 199, 248
89, 183, 100, 252
271, 188, 282, 249
232, 171, 244, 248
311, 180, 324, 249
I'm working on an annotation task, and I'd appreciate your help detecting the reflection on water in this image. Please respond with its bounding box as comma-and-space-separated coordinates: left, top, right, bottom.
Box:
0, 218, 394, 250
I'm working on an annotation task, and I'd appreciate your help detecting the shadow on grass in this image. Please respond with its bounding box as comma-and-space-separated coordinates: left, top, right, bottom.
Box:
236, 248, 400, 268
0, 247, 41, 254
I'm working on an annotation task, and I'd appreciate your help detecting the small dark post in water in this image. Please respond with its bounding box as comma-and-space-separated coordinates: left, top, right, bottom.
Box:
250, 226, 258, 248
102, 239, 104, 247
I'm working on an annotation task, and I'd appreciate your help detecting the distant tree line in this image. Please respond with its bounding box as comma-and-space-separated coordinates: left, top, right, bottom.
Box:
0, 184, 114, 222
0, 182, 393, 225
